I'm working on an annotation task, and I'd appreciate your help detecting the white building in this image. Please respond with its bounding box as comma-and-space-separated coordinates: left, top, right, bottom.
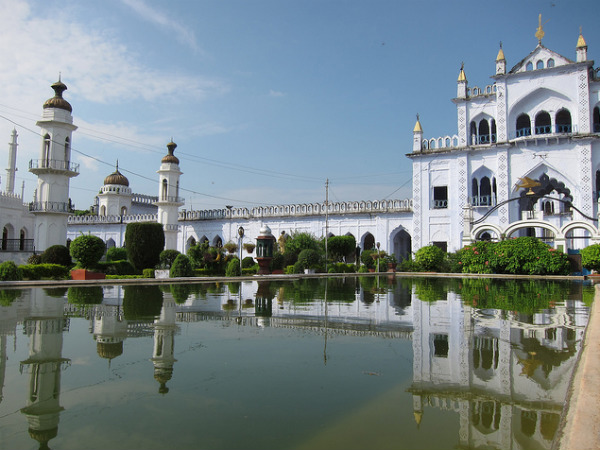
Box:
2, 25, 600, 263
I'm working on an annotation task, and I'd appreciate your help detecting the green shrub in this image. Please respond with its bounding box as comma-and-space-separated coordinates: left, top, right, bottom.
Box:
360, 249, 376, 269
70, 235, 106, 269
41, 245, 72, 266
125, 222, 165, 270
96, 260, 136, 275
159, 249, 181, 269
143, 268, 155, 278
225, 258, 241, 277
327, 235, 356, 262
284, 232, 322, 257
398, 257, 419, 272
67, 286, 104, 305
297, 248, 321, 270
242, 256, 255, 268
581, 244, 600, 272
414, 245, 446, 272
170, 254, 194, 277
19, 264, 69, 280
0, 261, 21, 281
358, 265, 369, 273
106, 246, 128, 262
27, 254, 42, 265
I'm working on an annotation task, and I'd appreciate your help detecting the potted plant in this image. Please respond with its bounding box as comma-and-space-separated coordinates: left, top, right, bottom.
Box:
223, 241, 238, 254
384, 254, 397, 272
243, 243, 255, 254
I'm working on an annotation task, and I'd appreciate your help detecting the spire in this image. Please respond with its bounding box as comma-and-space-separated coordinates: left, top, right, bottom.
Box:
535, 14, 546, 45
576, 26, 588, 62
43, 77, 72, 112
413, 114, 423, 133
496, 42, 505, 62
457, 62, 467, 82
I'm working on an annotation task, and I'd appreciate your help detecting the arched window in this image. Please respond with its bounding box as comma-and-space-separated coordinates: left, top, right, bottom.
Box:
120, 206, 127, 215
536, 60, 544, 70
491, 119, 497, 143
100, 205, 106, 216
19, 229, 25, 250
535, 111, 551, 134
555, 109, 572, 133
64, 137, 70, 166
470, 121, 477, 145
593, 106, 600, 133
43, 134, 51, 167
162, 179, 168, 200
479, 119, 490, 144
2, 227, 7, 250
516, 114, 531, 137
547, 58, 555, 68
480, 177, 492, 205
472, 178, 479, 204
526, 62, 533, 71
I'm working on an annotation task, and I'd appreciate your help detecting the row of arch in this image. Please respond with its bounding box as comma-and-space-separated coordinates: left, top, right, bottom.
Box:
525, 58, 555, 71
516, 108, 573, 137
421, 135, 460, 150
1, 225, 32, 251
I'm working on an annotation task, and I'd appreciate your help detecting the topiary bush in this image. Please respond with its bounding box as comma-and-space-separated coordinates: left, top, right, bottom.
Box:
225, 258, 241, 277
360, 249, 376, 270
159, 249, 181, 269
0, 261, 21, 281
106, 246, 128, 262
125, 222, 165, 271
170, 254, 194, 277
414, 245, 446, 272
41, 245, 72, 266
581, 244, 600, 272
70, 235, 106, 269
296, 248, 321, 270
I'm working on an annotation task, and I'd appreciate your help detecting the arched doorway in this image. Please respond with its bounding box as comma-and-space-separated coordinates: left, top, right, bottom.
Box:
363, 232, 375, 251
391, 228, 411, 261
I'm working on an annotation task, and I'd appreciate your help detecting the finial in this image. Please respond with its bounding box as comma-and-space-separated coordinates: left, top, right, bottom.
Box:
535, 14, 546, 44
460, 61, 464, 71
416, 113, 420, 122
58, 72, 62, 82
116, 160, 119, 171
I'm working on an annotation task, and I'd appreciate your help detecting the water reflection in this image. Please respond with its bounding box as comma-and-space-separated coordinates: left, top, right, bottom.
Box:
0, 277, 591, 450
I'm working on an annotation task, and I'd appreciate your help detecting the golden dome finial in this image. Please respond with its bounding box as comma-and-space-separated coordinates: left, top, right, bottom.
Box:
577, 26, 587, 48
413, 113, 423, 133
535, 14, 546, 44
496, 41, 505, 61
457, 62, 467, 82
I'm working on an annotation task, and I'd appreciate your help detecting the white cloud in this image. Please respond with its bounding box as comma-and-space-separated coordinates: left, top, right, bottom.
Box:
269, 90, 286, 97
120, 0, 201, 53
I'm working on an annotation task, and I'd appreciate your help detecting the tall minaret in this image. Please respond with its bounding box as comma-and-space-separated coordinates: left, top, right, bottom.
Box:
6, 129, 18, 194
29, 78, 79, 251
495, 42, 506, 76
154, 140, 184, 250
413, 114, 423, 152
457, 63, 468, 99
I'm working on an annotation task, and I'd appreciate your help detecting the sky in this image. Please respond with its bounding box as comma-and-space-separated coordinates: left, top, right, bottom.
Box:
0, 0, 598, 212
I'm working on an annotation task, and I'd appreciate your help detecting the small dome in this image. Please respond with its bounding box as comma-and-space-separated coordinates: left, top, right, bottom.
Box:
161, 140, 180, 164
43, 79, 72, 113
97, 341, 124, 360
104, 166, 129, 187
259, 224, 273, 237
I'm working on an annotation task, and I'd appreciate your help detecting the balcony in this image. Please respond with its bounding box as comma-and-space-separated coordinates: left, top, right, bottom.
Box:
29, 201, 71, 213
0, 239, 34, 252
155, 195, 185, 204
471, 195, 496, 207
29, 159, 79, 175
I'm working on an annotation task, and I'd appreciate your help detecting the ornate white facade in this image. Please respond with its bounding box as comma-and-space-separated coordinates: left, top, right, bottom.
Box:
2, 28, 600, 263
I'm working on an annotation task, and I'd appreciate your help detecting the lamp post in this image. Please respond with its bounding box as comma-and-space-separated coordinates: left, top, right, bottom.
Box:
238, 226, 244, 275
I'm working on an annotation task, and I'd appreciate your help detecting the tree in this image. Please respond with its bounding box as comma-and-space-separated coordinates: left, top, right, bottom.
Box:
415, 245, 446, 271
125, 222, 165, 270
70, 235, 106, 269
160, 249, 181, 269
170, 254, 194, 277
581, 244, 600, 272
327, 235, 356, 262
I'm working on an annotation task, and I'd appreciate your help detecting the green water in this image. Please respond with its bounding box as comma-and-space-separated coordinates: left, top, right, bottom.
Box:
0, 277, 592, 450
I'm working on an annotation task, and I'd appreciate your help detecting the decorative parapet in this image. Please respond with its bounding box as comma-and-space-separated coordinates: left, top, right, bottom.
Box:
0, 191, 25, 207
132, 193, 158, 204
29, 201, 70, 213
421, 135, 460, 151
68, 213, 158, 224
467, 84, 497, 98
180, 198, 413, 221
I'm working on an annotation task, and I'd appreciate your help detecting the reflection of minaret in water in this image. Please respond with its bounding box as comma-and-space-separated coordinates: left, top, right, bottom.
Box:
20, 289, 69, 450
91, 303, 127, 367
0, 335, 6, 406
151, 296, 178, 394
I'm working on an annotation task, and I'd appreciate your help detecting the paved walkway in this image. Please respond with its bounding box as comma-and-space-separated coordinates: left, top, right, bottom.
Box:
554, 283, 600, 449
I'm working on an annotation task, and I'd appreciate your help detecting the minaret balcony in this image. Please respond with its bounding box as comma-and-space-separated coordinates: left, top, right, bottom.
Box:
29, 159, 80, 176
29, 201, 71, 213
154, 196, 185, 205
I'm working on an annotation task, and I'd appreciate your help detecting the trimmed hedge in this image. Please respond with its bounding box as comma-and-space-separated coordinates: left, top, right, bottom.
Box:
41, 245, 72, 266
19, 264, 69, 280
0, 261, 22, 281
126, 222, 165, 270
96, 260, 137, 275
106, 247, 128, 262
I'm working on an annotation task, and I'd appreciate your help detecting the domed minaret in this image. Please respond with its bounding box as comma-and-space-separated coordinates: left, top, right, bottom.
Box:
495, 42, 506, 75
154, 140, 184, 251
97, 162, 132, 216
29, 78, 79, 251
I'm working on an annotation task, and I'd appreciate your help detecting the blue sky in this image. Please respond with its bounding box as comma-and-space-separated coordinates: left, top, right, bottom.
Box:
0, 0, 598, 211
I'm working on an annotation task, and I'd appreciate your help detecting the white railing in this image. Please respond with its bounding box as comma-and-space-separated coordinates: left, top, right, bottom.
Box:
29, 159, 79, 173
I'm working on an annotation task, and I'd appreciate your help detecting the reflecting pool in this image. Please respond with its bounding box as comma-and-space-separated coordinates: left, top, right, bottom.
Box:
0, 277, 592, 450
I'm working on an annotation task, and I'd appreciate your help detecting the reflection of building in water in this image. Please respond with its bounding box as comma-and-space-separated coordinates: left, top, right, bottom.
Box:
151, 296, 178, 394
410, 291, 588, 449
90, 302, 128, 366
19, 289, 70, 450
